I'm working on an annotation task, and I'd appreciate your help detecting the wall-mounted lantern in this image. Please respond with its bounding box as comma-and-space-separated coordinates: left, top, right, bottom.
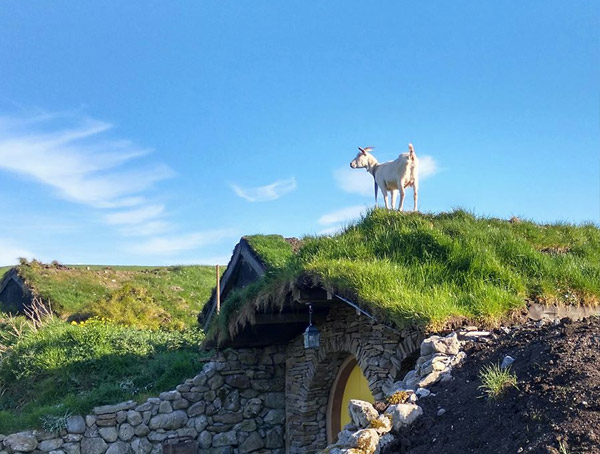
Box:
303, 304, 320, 349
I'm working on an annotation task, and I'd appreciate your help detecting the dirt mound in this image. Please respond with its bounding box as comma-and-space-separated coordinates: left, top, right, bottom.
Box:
384, 317, 600, 454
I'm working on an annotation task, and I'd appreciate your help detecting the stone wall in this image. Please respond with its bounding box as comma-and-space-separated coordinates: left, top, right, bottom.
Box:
285, 304, 423, 454
0, 347, 286, 454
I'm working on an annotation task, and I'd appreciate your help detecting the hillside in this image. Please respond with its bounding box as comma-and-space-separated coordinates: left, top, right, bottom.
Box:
212, 209, 600, 341
13, 261, 222, 329
384, 316, 600, 453
0, 261, 221, 433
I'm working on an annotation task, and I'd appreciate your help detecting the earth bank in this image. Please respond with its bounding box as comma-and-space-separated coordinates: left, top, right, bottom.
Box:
384, 317, 600, 454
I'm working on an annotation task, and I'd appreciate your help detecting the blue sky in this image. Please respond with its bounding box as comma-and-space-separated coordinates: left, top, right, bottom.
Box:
0, 1, 598, 265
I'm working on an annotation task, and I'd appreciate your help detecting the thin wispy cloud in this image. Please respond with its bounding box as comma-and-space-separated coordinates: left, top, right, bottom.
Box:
104, 205, 165, 226
0, 112, 237, 259
231, 177, 297, 202
128, 229, 237, 255
334, 155, 439, 196
0, 113, 174, 209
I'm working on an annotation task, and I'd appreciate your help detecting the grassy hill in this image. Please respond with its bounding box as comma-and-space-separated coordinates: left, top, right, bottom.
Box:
0, 262, 222, 433
213, 209, 600, 341
16, 261, 221, 329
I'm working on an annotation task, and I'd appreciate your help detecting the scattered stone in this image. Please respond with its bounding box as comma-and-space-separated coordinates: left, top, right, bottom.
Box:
437, 408, 446, 416
386, 404, 423, 431
416, 388, 431, 398
348, 400, 379, 428
501, 355, 515, 369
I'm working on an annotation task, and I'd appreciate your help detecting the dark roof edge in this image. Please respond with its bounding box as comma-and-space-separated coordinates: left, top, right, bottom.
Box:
199, 238, 267, 331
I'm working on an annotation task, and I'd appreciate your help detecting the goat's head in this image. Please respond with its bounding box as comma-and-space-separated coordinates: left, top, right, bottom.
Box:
350, 146, 374, 169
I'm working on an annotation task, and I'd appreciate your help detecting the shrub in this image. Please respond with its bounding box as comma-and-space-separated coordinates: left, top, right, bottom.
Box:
478, 363, 518, 399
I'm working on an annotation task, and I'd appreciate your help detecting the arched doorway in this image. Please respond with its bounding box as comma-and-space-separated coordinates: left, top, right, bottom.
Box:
326, 355, 375, 443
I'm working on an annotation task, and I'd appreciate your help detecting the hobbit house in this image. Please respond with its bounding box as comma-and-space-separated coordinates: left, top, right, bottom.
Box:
199, 236, 424, 453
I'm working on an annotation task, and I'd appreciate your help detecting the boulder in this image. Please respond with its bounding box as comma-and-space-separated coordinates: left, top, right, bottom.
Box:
370, 415, 392, 434
348, 400, 378, 428
420, 333, 460, 356
386, 404, 423, 431
337, 429, 380, 454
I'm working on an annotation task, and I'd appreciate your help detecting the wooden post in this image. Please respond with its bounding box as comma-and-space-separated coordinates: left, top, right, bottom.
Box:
216, 264, 221, 314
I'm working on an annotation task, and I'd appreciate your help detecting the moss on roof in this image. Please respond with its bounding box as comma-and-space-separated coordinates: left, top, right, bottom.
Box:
243, 235, 296, 270
210, 209, 600, 342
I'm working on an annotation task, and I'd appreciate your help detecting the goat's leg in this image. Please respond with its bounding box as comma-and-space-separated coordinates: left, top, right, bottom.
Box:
383, 191, 390, 209
413, 183, 419, 212
391, 190, 397, 210
398, 186, 406, 211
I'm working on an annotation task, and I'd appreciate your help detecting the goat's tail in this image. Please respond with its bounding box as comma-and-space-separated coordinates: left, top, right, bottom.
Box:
374, 181, 379, 206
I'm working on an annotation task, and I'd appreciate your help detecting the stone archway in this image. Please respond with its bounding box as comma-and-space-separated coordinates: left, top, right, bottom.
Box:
285, 304, 423, 453
326, 354, 374, 443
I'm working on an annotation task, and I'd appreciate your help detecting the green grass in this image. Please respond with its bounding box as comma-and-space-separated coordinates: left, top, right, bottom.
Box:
212, 209, 600, 339
16, 262, 222, 329
244, 235, 296, 269
0, 266, 11, 281
478, 363, 518, 399
0, 316, 206, 433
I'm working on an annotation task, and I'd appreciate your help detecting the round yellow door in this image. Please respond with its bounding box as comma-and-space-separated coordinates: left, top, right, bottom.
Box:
327, 356, 374, 442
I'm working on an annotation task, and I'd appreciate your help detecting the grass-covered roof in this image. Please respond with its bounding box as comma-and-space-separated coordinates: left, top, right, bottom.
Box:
210, 209, 600, 341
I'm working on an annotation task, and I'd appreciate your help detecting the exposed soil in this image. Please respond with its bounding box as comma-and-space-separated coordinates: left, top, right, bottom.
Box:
384, 317, 600, 454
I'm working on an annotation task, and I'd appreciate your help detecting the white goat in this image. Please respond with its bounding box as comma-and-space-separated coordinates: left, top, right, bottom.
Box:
350, 144, 419, 211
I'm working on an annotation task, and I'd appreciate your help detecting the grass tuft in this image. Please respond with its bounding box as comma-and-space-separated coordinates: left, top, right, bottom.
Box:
478, 363, 518, 399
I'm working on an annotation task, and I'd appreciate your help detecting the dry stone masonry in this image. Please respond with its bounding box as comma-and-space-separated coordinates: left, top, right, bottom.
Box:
0, 347, 285, 454
319, 330, 475, 454
285, 304, 424, 453
0, 306, 486, 454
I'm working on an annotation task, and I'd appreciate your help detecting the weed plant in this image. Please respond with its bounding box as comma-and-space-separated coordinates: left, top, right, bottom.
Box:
478, 363, 518, 399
